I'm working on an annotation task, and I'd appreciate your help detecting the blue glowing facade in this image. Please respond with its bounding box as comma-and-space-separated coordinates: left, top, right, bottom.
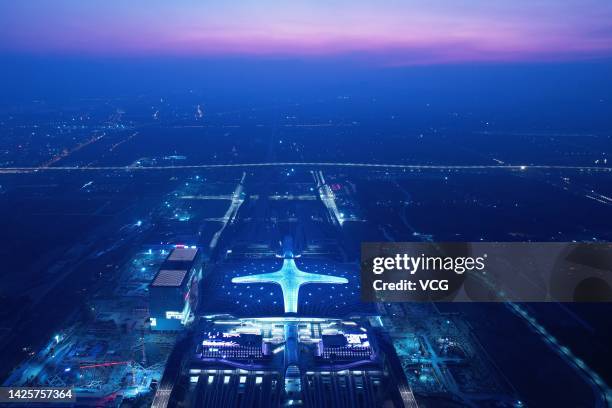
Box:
232, 258, 348, 313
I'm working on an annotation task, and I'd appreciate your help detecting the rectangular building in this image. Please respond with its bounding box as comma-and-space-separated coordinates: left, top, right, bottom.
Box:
150, 246, 201, 331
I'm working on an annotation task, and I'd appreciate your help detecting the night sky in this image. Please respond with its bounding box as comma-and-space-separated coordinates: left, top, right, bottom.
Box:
2, 1, 612, 64
1, 1, 611, 126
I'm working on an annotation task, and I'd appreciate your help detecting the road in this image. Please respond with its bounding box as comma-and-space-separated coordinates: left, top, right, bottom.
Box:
0, 162, 611, 174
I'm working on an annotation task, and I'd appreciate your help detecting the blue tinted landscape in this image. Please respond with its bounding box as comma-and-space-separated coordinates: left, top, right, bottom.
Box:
1, 1, 611, 407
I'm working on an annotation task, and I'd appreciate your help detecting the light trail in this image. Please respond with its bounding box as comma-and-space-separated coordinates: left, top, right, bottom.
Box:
1, 162, 611, 174
208, 173, 246, 250
507, 303, 612, 407
313, 170, 344, 226
79, 361, 130, 369
39, 133, 106, 168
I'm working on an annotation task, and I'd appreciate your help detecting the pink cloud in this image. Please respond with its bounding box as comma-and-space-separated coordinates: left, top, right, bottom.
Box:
2, 0, 612, 64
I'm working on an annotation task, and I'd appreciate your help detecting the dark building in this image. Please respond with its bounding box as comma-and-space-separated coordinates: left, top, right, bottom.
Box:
150, 246, 201, 331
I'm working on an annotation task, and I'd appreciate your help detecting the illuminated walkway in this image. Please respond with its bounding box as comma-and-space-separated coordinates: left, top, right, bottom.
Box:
232, 258, 348, 314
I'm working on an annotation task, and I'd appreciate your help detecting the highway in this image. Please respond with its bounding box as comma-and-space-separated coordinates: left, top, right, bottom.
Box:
1, 162, 611, 174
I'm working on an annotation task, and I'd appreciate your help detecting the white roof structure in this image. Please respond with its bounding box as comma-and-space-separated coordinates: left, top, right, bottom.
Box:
152, 269, 188, 287
167, 247, 198, 262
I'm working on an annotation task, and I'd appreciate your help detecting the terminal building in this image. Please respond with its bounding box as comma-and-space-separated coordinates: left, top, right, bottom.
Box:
198, 332, 267, 360
149, 246, 202, 331
319, 332, 372, 360
185, 318, 398, 407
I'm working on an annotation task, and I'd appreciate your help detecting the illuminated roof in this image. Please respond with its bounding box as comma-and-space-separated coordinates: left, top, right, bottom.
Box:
232, 258, 348, 313
167, 247, 198, 262
152, 269, 188, 287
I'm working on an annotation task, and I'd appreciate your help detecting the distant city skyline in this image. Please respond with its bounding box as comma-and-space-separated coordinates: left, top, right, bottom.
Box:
2, 0, 612, 64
